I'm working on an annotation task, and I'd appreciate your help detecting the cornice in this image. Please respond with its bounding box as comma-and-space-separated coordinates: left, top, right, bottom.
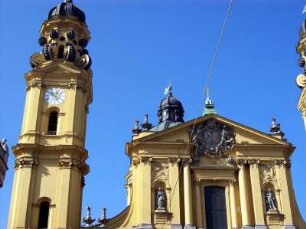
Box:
25, 62, 92, 81
13, 143, 88, 159
126, 141, 193, 157
233, 143, 293, 150
191, 165, 237, 171
233, 143, 294, 157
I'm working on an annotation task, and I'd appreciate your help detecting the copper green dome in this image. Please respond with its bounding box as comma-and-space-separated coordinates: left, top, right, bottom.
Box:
48, 0, 86, 23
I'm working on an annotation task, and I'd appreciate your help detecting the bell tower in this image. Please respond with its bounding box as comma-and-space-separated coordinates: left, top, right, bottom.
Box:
8, 0, 92, 228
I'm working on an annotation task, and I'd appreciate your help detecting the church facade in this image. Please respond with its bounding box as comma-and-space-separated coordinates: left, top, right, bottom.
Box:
7, 1, 306, 229
105, 93, 305, 229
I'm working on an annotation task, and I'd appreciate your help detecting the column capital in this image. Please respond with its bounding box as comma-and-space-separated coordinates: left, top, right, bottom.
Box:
229, 179, 237, 184
131, 152, 140, 165
182, 158, 192, 165
275, 159, 291, 168
26, 80, 45, 91
169, 157, 181, 164
248, 159, 260, 166
237, 159, 247, 168
140, 156, 153, 164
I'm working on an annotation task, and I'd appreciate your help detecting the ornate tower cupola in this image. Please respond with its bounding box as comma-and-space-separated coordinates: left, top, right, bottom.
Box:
149, 86, 184, 132
8, 1, 93, 229
30, 0, 92, 70
157, 85, 184, 123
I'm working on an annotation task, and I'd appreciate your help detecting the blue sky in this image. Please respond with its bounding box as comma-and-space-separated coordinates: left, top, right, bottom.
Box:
0, 0, 305, 227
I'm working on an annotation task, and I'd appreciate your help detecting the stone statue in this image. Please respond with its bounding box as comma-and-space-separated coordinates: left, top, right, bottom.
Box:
156, 187, 166, 210
1, 138, 8, 153
265, 189, 277, 211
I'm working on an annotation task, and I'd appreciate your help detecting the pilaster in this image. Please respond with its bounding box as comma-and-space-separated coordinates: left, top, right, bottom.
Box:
8, 154, 39, 228
139, 157, 152, 225
20, 85, 43, 143
248, 160, 266, 227
169, 158, 181, 225
275, 160, 294, 226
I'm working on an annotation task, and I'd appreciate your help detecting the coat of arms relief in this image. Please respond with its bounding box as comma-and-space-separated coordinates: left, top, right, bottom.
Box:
191, 119, 236, 164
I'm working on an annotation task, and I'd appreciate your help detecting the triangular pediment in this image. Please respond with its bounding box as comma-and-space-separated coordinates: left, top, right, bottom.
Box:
31, 62, 83, 75
135, 114, 290, 146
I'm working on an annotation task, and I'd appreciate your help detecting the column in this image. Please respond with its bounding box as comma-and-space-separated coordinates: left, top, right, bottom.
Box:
249, 160, 266, 229
195, 180, 204, 229
183, 160, 195, 229
229, 180, 238, 229
237, 160, 252, 228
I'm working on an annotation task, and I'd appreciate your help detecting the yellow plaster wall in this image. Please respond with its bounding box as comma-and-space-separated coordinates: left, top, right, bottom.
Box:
8, 60, 92, 229
110, 116, 305, 229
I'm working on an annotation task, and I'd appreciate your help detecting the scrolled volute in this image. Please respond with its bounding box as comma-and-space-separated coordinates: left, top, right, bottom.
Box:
296, 73, 306, 89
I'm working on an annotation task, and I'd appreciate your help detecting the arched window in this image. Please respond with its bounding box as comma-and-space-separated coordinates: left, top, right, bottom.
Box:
204, 186, 227, 229
38, 201, 50, 228
47, 111, 58, 135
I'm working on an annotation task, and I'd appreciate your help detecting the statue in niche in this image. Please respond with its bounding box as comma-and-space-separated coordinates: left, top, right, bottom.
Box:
156, 187, 166, 211
265, 189, 277, 211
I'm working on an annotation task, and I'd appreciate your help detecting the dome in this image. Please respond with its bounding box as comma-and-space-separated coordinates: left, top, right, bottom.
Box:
157, 86, 184, 123
48, 0, 86, 23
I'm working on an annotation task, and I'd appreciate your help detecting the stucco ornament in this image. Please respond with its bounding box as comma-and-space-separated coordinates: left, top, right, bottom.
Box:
152, 161, 169, 184
192, 119, 235, 161
260, 164, 279, 188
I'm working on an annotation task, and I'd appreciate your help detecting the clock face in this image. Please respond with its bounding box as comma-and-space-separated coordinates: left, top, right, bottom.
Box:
44, 88, 66, 105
